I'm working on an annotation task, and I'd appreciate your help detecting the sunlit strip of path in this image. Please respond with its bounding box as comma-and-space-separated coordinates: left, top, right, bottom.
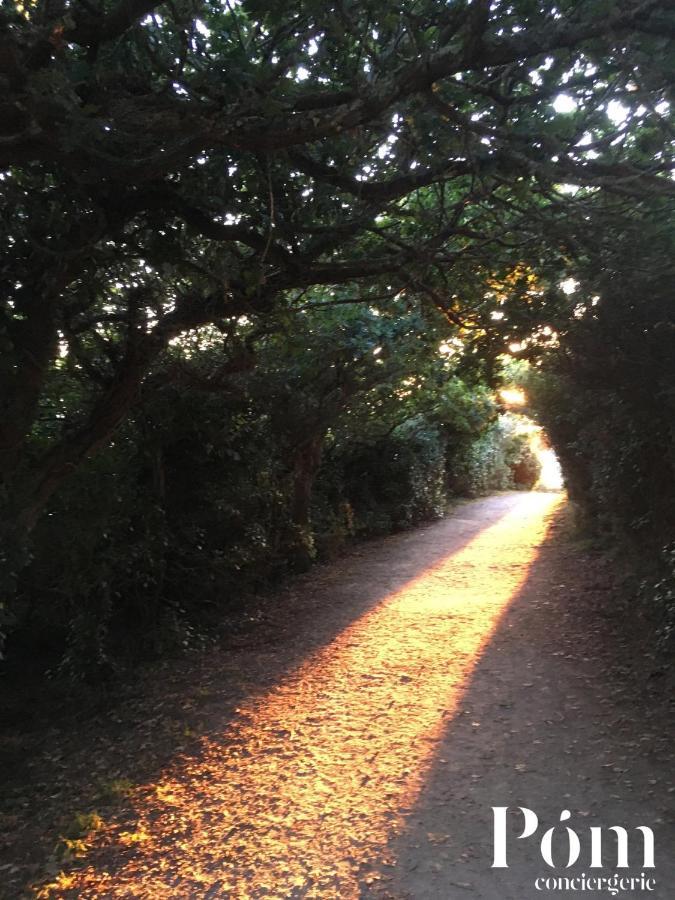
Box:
48, 492, 563, 900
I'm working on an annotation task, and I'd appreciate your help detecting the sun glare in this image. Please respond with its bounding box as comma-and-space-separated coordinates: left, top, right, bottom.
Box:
499, 387, 526, 406
536, 446, 564, 491
45, 495, 564, 899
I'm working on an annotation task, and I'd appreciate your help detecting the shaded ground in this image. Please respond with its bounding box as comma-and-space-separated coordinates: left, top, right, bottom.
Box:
1, 493, 673, 898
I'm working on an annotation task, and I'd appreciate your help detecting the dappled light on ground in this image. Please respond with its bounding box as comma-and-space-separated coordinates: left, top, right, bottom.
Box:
46, 493, 563, 899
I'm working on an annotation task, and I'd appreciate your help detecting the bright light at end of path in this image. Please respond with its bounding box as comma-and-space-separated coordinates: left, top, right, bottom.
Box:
46, 494, 564, 899
500, 387, 526, 406
537, 447, 564, 491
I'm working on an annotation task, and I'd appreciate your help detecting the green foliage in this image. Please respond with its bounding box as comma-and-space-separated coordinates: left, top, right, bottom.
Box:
2, 0, 672, 544
96, 779, 134, 804
1, 0, 672, 676
524, 203, 675, 551
509, 440, 541, 491
520, 202, 675, 648
323, 418, 449, 539
10, 302, 535, 675
447, 414, 540, 497
58, 811, 104, 861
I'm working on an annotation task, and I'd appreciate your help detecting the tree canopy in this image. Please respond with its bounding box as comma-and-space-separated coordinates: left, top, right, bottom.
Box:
2, 0, 674, 528
1, 0, 674, 670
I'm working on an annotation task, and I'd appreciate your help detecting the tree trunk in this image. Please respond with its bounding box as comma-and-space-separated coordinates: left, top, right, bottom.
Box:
0, 284, 58, 482
291, 435, 324, 529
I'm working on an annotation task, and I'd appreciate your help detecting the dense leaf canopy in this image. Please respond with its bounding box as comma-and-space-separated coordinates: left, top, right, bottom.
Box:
0, 0, 673, 522
0, 0, 674, 680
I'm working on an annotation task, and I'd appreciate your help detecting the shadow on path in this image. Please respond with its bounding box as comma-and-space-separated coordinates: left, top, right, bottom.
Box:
380, 507, 675, 900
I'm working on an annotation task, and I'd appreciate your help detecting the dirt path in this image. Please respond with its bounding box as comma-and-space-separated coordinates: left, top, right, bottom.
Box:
5, 493, 675, 899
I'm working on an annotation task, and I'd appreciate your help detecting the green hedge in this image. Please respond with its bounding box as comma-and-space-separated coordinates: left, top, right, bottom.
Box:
11, 379, 537, 678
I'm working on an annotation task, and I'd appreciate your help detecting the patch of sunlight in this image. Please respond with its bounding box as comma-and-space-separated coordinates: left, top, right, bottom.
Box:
552, 93, 577, 114
46, 494, 563, 898
499, 387, 526, 406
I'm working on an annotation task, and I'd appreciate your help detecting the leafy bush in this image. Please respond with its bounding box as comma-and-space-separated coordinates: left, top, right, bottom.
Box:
447, 415, 540, 497
8, 306, 540, 678
520, 203, 675, 657
321, 419, 448, 539
524, 210, 675, 555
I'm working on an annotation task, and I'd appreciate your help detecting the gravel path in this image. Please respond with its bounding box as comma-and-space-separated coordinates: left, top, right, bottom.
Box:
11, 492, 675, 899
